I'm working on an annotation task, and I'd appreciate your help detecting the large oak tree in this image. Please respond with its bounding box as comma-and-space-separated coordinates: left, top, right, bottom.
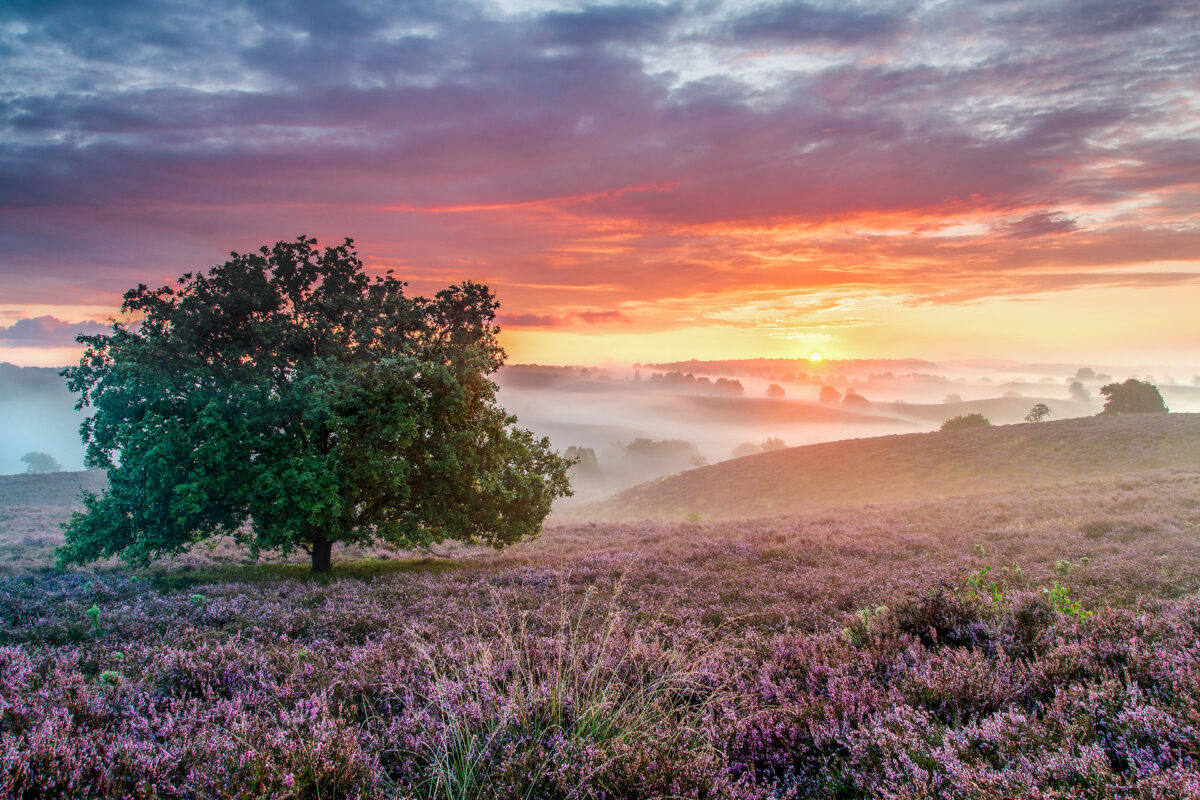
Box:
59, 237, 571, 572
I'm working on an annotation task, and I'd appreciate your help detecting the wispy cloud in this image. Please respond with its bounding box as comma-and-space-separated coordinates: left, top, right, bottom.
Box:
0, 0, 1197, 356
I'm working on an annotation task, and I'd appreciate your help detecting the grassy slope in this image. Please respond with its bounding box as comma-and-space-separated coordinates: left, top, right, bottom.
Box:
0, 470, 106, 506
568, 412, 1200, 521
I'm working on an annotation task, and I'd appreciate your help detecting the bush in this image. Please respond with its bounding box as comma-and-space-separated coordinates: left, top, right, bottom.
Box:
1099, 379, 1168, 414
940, 413, 992, 432
1024, 403, 1050, 423
887, 587, 992, 649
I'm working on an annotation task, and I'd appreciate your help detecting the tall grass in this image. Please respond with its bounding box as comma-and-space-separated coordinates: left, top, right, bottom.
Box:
394, 582, 729, 799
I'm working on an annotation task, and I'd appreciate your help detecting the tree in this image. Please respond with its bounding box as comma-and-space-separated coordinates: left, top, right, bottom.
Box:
766, 383, 784, 398
842, 390, 870, 407
940, 413, 991, 431
1098, 379, 1168, 415
1025, 403, 1051, 423
58, 236, 572, 573
819, 385, 841, 403
20, 451, 62, 473
1068, 381, 1089, 403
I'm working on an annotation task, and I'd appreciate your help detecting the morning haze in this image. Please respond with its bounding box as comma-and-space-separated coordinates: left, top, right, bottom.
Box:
2, 0, 1199, 796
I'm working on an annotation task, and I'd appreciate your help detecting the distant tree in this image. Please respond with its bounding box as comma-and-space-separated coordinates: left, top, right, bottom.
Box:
1075, 367, 1095, 381
688, 455, 709, 468
940, 413, 992, 431
766, 383, 785, 398
1003, 390, 1022, 398
1025, 403, 1051, 423
842, 390, 870, 407
58, 236, 572, 573
1098, 379, 1168, 415
760, 437, 787, 452
714, 377, 744, 396
819, 386, 841, 404
20, 451, 62, 474
944, 393, 963, 404
729, 442, 761, 459
564, 446, 601, 478
1069, 381, 1090, 403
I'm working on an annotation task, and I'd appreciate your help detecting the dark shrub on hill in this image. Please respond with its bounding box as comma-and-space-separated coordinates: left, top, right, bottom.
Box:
1099, 379, 1168, 414
842, 390, 870, 407
940, 413, 991, 431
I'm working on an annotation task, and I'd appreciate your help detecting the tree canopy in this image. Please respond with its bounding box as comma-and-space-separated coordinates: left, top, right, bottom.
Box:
58, 236, 572, 572
940, 413, 991, 431
1099, 379, 1168, 414
20, 451, 62, 474
1025, 403, 1051, 423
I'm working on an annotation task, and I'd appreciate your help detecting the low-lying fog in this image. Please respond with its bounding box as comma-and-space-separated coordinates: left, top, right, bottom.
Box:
3, 359, 1199, 503
495, 359, 1200, 506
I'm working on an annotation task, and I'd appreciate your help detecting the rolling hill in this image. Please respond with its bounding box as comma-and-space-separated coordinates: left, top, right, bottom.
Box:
0, 470, 106, 507
566, 412, 1200, 522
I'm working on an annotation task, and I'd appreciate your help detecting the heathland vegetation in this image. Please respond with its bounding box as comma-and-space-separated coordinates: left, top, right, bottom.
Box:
4, 241, 1200, 797
1, 438, 1199, 796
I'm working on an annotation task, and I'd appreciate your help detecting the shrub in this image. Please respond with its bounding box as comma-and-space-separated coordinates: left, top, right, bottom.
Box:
1099, 378, 1168, 414
940, 413, 992, 431
887, 587, 992, 649
1024, 403, 1051, 423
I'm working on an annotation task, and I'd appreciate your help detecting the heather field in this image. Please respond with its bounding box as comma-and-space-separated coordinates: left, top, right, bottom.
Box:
0, 417, 1198, 798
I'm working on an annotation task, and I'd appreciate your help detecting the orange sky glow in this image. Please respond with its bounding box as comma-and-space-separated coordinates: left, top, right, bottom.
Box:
2, 0, 1198, 369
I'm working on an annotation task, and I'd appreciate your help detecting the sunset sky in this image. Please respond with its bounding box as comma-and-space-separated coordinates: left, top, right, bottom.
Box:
2, 0, 1199, 368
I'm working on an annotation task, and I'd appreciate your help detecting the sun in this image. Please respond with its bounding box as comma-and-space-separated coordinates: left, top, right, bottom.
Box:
808, 351, 823, 363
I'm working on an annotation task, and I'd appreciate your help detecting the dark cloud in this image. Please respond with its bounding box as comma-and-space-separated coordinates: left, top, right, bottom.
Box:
577, 310, 632, 324
723, 1, 907, 45
0, 0, 1197, 322
999, 211, 1079, 239
498, 313, 563, 327
0, 317, 109, 347
538, 4, 681, 47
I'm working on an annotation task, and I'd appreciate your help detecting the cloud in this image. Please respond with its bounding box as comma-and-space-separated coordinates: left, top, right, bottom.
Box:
0, 316, 109, 347
0, 0, 1198, 341
576, 309, 632, 324
998, 211, 1079, 239
723, 1, 906, 45
498, 313, 563, 327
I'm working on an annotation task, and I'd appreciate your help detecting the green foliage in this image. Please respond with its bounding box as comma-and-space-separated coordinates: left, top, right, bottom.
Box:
58, 236, 572, 572
1043, 583, 1092, 620
1098, 378, 1168, 414
940, 413, 991, 431
1024, 403, 1051, 423
85, 604, 100, 632
842, 605, 887, 647
19, 451, 61, 473
189, 593, 207, 607
962, 564, 1004, 603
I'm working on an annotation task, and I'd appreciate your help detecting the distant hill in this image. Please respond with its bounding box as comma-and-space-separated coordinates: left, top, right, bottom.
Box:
566, 412, 1200, 522
0, 471, 106, 507
891, 396, 1093, 425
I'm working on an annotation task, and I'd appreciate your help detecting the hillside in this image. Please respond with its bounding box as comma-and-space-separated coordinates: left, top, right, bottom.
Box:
567, 412, 1200, 522
0, 470, 106, 507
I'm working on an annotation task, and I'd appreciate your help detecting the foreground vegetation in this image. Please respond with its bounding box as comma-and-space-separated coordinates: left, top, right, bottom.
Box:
2, 463, 1200, 797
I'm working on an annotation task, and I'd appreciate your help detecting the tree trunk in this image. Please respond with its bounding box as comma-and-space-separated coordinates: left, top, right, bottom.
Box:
311, 535, 333, 574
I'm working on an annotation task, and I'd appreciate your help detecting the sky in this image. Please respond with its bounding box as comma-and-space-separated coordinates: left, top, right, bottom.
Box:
1, 0, 1199, 368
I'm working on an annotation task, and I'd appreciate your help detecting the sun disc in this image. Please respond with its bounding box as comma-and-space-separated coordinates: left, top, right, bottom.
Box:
808, 351, 823, 363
